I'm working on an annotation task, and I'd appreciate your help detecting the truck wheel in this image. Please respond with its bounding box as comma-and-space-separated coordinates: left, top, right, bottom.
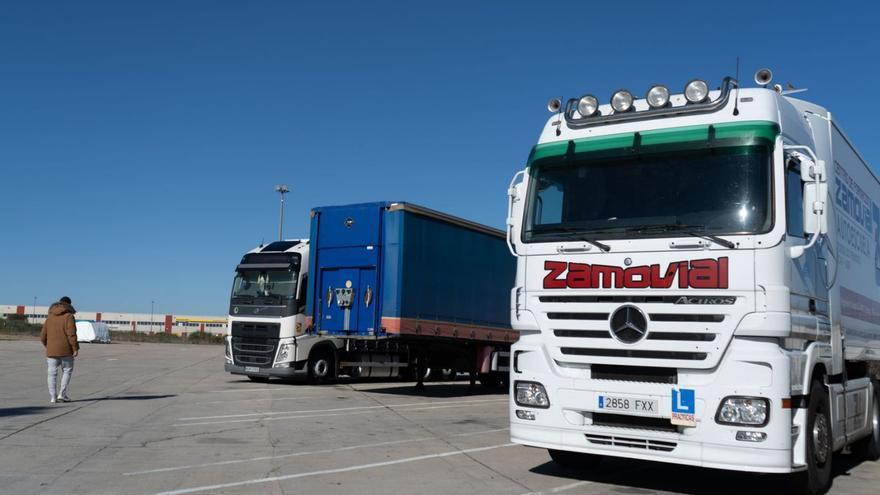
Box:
247, 375, 269, 383
548, 449, 601, 469
479, 372, 501, 389
792, 380, 833, 495
308, 350, 335, 384
851, 381, 880, 461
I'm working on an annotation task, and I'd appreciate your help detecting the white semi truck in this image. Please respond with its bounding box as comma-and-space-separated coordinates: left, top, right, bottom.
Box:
506, 71, 880, 494
224, 239, 314, 381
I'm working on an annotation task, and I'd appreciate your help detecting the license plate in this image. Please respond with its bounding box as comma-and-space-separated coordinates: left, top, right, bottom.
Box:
244, 366, 260, 373
597, 394, 659, 416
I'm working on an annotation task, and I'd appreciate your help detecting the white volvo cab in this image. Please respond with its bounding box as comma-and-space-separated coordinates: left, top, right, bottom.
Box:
507, 71, 880, 495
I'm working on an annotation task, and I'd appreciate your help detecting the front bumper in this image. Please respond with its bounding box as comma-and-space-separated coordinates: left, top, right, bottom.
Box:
225, 362, 307, 378
510, 336, 798, 474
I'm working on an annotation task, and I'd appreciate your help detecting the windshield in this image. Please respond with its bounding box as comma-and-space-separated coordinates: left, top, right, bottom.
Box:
524, 144, 772, 242
231, 269, 298, 305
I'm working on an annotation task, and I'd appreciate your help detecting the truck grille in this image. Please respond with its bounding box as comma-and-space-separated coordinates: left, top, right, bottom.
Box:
231, 336, 278, 366
537, 292, 744, 369
585, 433, 677, 452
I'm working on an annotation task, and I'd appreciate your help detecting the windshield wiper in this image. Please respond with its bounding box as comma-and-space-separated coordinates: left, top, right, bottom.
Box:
625, 224, 736, 249
527, 227, 611, 252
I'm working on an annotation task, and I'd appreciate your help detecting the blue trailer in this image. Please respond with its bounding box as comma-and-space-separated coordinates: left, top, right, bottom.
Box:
300, 201, 517, 386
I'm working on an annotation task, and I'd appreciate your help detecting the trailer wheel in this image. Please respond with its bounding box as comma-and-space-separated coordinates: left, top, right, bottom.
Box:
308, 349, 335, 384
792, 380, 833, 495
852, 381, 880, 461
247, 375, 269, 383
548, 449, 601, 469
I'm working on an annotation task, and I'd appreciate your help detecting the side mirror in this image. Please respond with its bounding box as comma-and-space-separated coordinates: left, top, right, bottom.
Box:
803, 181, 828, 235
506, 172, 526, 255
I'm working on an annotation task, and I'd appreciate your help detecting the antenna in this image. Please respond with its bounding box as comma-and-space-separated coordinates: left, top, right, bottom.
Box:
732, 56, 740, 116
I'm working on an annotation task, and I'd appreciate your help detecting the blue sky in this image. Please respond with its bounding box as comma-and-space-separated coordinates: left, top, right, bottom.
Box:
1, 1, 877, 315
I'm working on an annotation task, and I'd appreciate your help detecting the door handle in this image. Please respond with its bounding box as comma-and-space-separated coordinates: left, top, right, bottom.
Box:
364, 285, 373, 308
326, 286, 333, 308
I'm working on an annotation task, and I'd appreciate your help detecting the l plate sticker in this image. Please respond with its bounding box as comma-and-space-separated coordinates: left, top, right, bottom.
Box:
671, 388, 696, 427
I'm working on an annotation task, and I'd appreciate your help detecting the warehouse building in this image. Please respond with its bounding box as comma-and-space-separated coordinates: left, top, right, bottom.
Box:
1, 304, 227, 335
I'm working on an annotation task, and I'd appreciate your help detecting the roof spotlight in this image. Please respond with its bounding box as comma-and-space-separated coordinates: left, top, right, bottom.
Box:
577, 94, 599, 117
610, 89, 634, 113
684, 79, 710, 104
646, 85, 670, 108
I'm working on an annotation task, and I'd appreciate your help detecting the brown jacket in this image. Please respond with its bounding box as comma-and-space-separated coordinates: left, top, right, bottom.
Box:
40, 302, 79, 357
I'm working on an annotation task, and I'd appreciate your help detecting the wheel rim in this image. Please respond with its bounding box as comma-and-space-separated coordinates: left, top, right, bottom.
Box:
813, 410, 830, 465
314, 359, 329, 377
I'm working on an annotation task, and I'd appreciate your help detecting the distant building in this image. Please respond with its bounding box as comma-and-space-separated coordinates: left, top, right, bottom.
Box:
1, 304, 227, 335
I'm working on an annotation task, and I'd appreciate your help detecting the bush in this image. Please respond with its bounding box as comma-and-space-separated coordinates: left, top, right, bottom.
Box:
106, 330, 224, 345
0, 317, 41, 336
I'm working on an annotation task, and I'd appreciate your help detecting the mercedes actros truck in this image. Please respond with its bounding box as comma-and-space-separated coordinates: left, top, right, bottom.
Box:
506, 71, 880, 494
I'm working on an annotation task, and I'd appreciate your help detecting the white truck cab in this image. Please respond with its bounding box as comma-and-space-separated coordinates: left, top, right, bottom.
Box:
507, 73, 880, 494
224, 239, 312, 380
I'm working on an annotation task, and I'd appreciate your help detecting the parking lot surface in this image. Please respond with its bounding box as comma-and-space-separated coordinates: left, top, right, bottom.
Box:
1, 340, 878, 495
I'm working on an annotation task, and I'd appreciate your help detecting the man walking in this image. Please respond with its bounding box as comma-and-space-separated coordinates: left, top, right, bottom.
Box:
40, 296, 79, 403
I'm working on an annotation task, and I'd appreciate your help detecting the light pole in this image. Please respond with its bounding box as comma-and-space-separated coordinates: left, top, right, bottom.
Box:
33, 296, 37, 322
275, 184, 289, 241
150, 300, 155, 333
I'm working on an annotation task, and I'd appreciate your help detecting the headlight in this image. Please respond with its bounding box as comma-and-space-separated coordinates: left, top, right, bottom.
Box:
515, 381, 550, 408
684, 79, 709, 103
716, 397, 769, 426
610, 89, 634, 113
577, 94, 599, 117
276, 342, 294, 362
646, 85, 670, 108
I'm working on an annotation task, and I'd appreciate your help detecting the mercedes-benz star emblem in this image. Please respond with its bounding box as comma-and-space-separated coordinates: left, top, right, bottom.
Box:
609, 305, 648, 344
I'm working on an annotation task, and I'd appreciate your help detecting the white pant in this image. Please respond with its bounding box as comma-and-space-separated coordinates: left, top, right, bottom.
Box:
47, 357, 74, 400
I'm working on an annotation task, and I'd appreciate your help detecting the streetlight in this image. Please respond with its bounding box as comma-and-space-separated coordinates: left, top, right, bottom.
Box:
150, 300, 155, 334
33, 296, 37, 322
275, 184, 290, 241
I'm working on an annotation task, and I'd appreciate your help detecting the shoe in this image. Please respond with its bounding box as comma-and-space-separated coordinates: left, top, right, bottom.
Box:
50, 397, 57, 404
58, 396, 71, 402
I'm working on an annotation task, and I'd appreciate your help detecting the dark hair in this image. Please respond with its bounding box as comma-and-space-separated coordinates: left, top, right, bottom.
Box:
60, 296, 72, 304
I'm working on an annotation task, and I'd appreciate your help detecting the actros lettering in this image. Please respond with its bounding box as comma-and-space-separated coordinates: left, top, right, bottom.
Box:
543, 258, 729, 290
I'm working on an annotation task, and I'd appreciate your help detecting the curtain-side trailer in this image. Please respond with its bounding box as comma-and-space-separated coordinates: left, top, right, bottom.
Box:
301, 201, 517, 387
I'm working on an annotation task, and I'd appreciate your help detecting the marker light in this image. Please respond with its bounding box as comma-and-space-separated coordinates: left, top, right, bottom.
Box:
646, 85, 670, 108
684, 79, 710, 103
610, 90, 634, 113
577, 94, 599, 117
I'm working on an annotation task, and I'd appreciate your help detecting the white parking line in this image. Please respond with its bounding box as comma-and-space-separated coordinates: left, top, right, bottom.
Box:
520, 481, 594, 495
178, 398, 506, 421
149, 443, 517, 495
124, 427, 509, 476
173, 400, 508, 427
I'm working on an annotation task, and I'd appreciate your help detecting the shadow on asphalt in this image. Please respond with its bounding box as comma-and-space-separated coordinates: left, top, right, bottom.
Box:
0, 406, 51, 417
529, 451, 872, 494
79, 394, 177, 402
356, 382, 508, 398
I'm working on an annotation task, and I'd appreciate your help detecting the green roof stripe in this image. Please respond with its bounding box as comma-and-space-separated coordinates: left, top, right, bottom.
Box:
528, 120, 779, 166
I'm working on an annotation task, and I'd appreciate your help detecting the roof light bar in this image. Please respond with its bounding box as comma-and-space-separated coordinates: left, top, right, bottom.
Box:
560, 76, 735, 129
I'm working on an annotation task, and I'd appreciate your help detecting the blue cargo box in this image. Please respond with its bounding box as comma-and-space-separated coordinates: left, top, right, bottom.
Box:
305, 202, 516, 344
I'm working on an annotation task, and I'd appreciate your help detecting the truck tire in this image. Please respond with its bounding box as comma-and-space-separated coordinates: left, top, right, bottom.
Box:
548, 449, 601, 469
851, 381, 880, 461
308, 349, 335, 384
247, 375, 269, 383
792, 380, 833, 495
